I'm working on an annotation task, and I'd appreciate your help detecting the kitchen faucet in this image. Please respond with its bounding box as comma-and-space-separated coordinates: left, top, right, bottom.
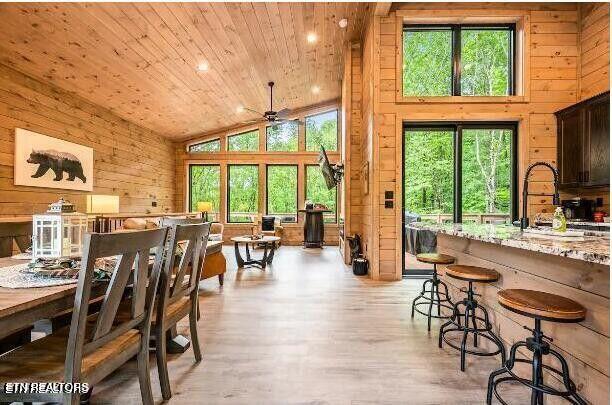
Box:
519, 161, 560, 230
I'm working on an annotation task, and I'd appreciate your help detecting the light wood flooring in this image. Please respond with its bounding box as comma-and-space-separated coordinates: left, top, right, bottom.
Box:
94, 245, 527, 404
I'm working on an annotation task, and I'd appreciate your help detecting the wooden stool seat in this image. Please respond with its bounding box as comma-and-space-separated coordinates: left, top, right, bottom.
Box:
445, 265, 499, 282
498, 289, 586, 322
416, 253, 455, 265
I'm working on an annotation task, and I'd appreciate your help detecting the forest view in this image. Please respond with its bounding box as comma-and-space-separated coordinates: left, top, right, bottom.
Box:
189, 110, 339, 223
404, 128, 512, 221
403, 27, 512, 96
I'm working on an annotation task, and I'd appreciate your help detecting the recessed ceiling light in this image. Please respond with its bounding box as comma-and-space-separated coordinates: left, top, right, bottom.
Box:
339, 18, 348, 28
236, 106, 244, 113
197, 62, 209, 72
311, 85, 321, 94
306, 32, 317, 44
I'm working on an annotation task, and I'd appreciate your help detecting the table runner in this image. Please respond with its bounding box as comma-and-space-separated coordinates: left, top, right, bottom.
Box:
0, 262, 78, 288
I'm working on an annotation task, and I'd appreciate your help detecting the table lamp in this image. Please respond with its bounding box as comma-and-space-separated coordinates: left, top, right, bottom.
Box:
86, 195, 120, 214
197, 201, 213, 221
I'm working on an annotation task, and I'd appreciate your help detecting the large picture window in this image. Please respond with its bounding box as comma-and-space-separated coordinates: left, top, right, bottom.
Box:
189, 165, 220, 221
305, 165, 337, 223
266, 165, 298, 222
266, 122, 298, 152
227, 165, 259, 223
188, 139, 220, 153
403, 25, 514, 97
228, 130, 259, 152
305, 110, 338, 151
403, 122, 517, 224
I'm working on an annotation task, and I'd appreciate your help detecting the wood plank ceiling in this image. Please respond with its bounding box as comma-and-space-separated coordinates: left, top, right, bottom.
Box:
0, 2, 370, 139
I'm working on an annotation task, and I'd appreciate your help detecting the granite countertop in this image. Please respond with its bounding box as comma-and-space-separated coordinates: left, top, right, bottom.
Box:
409, 222, 610, 266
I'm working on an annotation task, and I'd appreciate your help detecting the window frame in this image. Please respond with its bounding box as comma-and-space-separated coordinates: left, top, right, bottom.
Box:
304, 164, 339, 224
187, 138, 221, 153
304, 109, 339, 152
188, 164, 221, 220
227, 129, 260, 152
402, 121, 518, 224
402, 23, 516, 97
265, 121, 299, 152
226, 164, 260, 223
265, 164, 299, 223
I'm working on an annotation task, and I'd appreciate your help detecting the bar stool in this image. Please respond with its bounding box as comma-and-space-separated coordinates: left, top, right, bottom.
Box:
487, 289, 587, 405
439, 265, 506, 371
411, 253, 455, 331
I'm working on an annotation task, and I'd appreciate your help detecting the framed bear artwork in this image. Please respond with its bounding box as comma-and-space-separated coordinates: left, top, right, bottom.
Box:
14, 128, 94, 191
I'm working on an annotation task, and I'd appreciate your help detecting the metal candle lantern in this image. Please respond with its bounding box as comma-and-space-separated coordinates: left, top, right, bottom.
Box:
32, 198, 88, 260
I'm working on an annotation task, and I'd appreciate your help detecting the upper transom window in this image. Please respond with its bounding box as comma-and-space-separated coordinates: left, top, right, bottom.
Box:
266, 121, 299, 152
403, 24, 515, 97
188, 138, 220, 152
305, 110, 338, 152
228, 129, 259, 152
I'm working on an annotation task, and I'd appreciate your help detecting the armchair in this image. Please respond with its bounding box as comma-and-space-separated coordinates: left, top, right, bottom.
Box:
261, 216, 284, 246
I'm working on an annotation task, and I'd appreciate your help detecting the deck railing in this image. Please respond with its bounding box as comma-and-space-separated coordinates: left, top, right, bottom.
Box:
418, 213, 511, 224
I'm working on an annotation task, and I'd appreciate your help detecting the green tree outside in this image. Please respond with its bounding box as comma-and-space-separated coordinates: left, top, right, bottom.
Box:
228, 130, 259, 151
266, 122, 298, 151
306, 110, 338, 151
267, 165, 298, 221
228, 165, 259, 222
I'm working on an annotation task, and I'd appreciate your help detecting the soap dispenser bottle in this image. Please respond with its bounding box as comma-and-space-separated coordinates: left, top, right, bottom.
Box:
552, 206, 567, 232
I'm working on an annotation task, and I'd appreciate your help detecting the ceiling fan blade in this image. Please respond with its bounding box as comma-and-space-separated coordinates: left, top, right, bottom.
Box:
276, 108, 291, 118
243, 107, 264, 116
269, 118, 304, 126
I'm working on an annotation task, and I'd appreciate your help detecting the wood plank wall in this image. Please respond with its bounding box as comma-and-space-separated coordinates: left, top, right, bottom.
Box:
341, 43, 365, 263
175, 101, 341, 246
579, 3, 610, 101
0, 64, 175, 216
360, 21, 377, 276
357, 3, 594, 280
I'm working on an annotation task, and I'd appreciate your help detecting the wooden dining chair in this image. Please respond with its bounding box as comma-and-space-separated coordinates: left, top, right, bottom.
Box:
0, 228, 168, 405
154, 220, 210, 400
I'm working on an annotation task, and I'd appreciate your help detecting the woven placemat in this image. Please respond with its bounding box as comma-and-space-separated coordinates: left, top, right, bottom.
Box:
0, 263, 78, 289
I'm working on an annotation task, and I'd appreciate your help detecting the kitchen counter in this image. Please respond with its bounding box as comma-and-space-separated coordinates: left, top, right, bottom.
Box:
412, 222, 610, 403
410, 222, 610, 265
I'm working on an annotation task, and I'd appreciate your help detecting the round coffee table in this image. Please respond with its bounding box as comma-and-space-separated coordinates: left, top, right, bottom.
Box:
231, 235, 281, 269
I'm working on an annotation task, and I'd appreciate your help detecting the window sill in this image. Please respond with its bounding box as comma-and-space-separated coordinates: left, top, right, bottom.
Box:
396, 95, 527, 104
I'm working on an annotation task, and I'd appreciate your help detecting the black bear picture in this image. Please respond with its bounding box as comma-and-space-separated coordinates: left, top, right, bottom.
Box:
14, 128, 93, 191
27, 150, 87, 183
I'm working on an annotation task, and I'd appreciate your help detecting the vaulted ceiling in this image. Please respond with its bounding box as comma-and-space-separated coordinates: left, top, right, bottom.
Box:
0, 2, 370, 139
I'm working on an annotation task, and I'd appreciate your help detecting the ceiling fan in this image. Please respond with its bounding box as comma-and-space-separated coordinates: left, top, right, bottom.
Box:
243, 82, 304, 126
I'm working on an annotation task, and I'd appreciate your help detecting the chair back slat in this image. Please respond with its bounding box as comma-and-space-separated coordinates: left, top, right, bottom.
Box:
92, 251, 136, 340
64, 228, 168, 384
157, 221, 210, 320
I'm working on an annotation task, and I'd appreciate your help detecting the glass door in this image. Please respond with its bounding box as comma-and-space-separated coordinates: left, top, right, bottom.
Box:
402, 123, 517, 276
403, 127, 455, 274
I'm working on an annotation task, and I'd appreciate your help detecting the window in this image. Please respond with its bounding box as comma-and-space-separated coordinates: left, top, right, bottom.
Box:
266, 165, 298, 222
228, 130, 259, 151
189, 165, 220, 221
403, 122, 517, 224
306, 110, 338, 151
403, 25, 514, 96
305, 165, 337, 223
403, 29, 452, 96
188, 139, 220, 152
266, 122, 298, 151
227, 165, 259, 223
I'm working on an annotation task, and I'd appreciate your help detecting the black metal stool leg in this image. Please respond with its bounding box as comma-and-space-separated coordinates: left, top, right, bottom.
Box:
460, 305, 470, 371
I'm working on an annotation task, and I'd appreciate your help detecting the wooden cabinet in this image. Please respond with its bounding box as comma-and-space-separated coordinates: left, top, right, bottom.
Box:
556, 92, 609, 190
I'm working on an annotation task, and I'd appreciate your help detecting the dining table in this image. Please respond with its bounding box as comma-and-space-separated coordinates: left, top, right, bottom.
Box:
0, 240, 223, 347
